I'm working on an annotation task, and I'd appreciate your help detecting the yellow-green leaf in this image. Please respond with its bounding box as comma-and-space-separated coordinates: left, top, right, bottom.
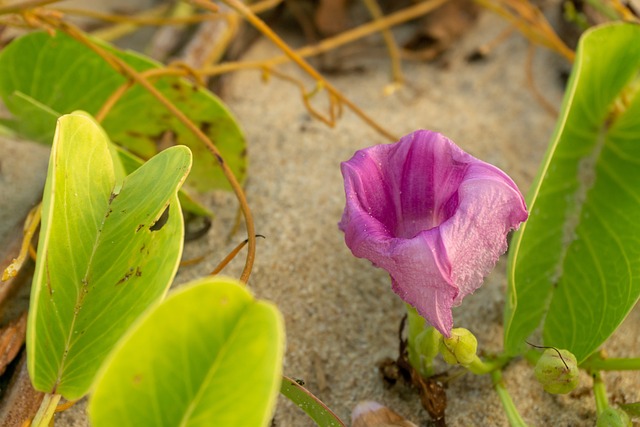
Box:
89, 277, 284, 427
28, 112, 191, 400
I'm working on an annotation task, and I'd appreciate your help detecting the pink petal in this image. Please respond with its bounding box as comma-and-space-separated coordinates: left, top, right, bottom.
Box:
339, 130, 527, 336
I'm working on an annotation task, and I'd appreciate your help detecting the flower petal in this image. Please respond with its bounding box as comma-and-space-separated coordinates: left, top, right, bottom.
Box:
389, 131, 469, 238
440, 164, 528, 305
386, 231, 457, 335
339, 129, 527, 336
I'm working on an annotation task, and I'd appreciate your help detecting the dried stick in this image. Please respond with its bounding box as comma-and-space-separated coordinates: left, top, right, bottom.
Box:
2, 206, 41, 282
0, 0, 61, 15
195, 0, 400, 141
250, 0, 284, 14
473, 0, 575, 62
362, 0, 404, 87
54, 5, 211, 25
525, 44, 557, 117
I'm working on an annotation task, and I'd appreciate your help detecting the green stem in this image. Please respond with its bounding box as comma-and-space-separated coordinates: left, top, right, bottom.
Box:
405, 304, 426, 340
467, 354, 511, 375
581, 356, 640, 371
491, 370, 529, 427
405, 305, 439, 377
31, 393, 61, 427
591, 370, 609, 416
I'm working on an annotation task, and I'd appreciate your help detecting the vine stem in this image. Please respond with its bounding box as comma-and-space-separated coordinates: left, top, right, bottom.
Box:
31, 393, 61, 427
0, 0, 60, 15
472, 0, 575, 61
581, 356, 640, 371
147, 0, 449, 83
591, 370, 609, 415
2, 204, 41, 281
361, 0, 404, 87
467, 353, 511, 375
491, 370, 529, 427
42, 16, 257, 284
54, 5, 213, 25
200, 0, 400, 142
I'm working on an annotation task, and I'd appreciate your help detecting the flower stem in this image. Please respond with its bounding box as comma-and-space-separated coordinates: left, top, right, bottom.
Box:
591, 370, 609, 416
491, 370, 529, 427
405, 305, 438, 377
31, 393, 61, 427
467, 353, 511, 375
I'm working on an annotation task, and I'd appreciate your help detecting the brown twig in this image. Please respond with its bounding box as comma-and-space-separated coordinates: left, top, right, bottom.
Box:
54, 399, 76, 412
362, 0, 404, 87
525, 43, 557, 117
52, 6, 215, 25
195, 0, 400, 141
263, 67, 339, 127
128, 0, 452, 138
21, 0, 448, 81
2, 205, 41, 282
0, 0, 60, 15
469, 24, 514, 58
250, 0, 284, 14
473, 0, 575, 62
210, 235, 265, 276
95, 80, 134, 122
610, 0, 638, 21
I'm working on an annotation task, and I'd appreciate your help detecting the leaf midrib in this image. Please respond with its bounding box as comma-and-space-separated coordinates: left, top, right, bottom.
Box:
178, 305, 253, 427
52, 176, 117, 393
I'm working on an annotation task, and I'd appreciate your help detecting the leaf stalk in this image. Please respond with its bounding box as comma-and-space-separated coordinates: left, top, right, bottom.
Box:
581, 356, 640, 371
591, 370, 609, 415
491, 370, 529, 427
30, 393, 61, 427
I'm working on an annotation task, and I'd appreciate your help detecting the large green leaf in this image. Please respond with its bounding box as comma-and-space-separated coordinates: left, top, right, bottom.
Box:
0, 30, 245, 192
28, 112, 191, 400
504, 23, 640, 362
0, 90, 212, 217
88, 277, 284, 427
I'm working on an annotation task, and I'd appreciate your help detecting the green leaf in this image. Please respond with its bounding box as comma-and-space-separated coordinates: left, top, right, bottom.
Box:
0, 92, 212, 217
115, 146, 213, 218
280, 376, 346, 427
504, 22, 640, 362
619, 402, 640, 418
0, 30, 246, 192
88, 277, 284, 427
0, 92, 59, 142
28, 112, 191, 400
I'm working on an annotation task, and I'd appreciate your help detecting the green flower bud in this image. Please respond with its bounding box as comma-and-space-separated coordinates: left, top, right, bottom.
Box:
439, 328, 477, 366
596, 407, 632, 427
534, 348, 579, 394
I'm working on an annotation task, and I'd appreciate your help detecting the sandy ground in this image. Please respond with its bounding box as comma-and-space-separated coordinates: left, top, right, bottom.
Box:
2, 6, 639, 427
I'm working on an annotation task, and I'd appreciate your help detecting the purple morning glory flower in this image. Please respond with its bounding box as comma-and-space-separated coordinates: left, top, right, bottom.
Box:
339, 130, 527, 337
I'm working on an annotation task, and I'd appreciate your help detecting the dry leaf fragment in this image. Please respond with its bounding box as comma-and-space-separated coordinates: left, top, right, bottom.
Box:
315, 0, 351, 36
0, 352, 44, 427
0, 311, 27, 377
351, 401, 418, 427
403, 0, 480, 60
